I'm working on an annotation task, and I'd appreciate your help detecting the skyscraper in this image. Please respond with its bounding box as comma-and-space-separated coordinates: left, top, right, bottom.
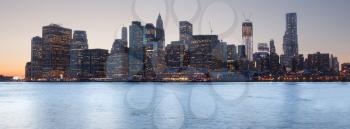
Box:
269, 39, 276, 54
156, 14, 165, 49
282, 13, 299, 69
107, 39, 128, 80
67, 31, 88, 80
128, 21, 144, 80
30, 36, 44, 80
242, 20, 253, 61
81, 49, 109, 79
41, 24, 72, 80
179, 21, 193, 43
189, 35, 221, 71
269, 39, 280, 73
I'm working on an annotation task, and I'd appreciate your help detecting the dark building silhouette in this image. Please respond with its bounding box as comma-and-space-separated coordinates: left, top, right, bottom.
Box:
0, 75, 13, 82
341, 63, 350, 77
41, 24, 72, 80
25, 62, 32, 81
305, 52, 330, 75
81, 49, 109, 79
238, 45, 246, 60
269, 39, 276, 54
30, 36, 44, 80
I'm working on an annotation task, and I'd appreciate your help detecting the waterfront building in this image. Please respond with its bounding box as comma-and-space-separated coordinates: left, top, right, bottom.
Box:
30, 36, 44, 80
25, 62, 32, 81
67, 31, 88, 80
189, 35, 221, 71
341, 63, 350, 77
41, 24, 72, 80
305, 52, 331, 75
81, 49, 109, 79
128, 21, 144, 80
107, 39, 128, 80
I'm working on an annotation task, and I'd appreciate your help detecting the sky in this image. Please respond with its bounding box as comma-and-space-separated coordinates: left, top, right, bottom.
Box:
0, 0, 350, 77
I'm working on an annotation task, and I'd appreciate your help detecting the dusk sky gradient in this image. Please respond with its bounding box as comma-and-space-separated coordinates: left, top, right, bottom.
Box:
0, 0, 349, 76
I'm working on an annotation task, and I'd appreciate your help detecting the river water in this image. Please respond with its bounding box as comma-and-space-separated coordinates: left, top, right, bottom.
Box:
0, 82, 349, 129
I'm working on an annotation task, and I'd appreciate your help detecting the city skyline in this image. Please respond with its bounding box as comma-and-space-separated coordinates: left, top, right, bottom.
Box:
1, 0, 350, 77
21, 12, 348, 82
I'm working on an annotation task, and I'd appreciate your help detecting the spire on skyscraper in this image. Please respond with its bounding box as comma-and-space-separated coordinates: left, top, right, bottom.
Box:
156, 13, 164, 30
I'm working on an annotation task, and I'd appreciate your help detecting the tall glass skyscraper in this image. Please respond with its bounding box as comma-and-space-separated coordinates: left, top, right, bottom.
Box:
128, 21, 144, 80
242, 20, 253, 61
282, 13, 299, 69
68, 31, 88, 80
